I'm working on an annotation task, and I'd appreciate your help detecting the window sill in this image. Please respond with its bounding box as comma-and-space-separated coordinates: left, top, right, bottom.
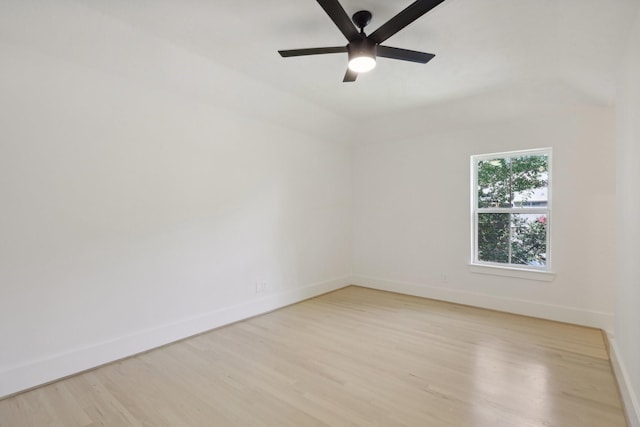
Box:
468, 263, 556, 282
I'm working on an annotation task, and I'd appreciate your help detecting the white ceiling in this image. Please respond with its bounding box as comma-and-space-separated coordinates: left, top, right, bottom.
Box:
81, 0, 638, 122
3, 0, 637, 130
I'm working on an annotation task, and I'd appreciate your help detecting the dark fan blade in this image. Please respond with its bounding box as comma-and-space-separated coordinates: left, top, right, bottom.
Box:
279, 46, 347, 57
316, 0, 360, 42
377, 46, 435, 64
369, 0, 446, 44
343, 68, 358, 82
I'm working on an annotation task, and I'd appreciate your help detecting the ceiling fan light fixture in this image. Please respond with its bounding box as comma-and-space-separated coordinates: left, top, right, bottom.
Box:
348, 55, 376, 73
347, 39, 377, 73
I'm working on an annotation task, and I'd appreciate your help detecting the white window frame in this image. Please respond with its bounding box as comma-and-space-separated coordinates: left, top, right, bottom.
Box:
470, 148, 552, 274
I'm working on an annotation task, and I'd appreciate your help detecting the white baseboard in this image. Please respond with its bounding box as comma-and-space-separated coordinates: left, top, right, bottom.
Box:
609, 337, 640, 427
350, 275, 615, 332
0, 277, 350, 399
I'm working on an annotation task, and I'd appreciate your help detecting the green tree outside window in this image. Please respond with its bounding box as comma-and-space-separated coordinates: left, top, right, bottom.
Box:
474, 153, 549, 268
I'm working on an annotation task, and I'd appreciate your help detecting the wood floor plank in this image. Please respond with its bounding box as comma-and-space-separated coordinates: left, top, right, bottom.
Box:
0, 286, 627, 426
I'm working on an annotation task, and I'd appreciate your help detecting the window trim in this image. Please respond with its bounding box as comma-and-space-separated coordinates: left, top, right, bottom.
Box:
470, 148, 553, 273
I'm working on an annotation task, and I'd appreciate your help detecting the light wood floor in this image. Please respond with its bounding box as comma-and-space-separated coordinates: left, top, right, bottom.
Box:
0, 286, 626, 427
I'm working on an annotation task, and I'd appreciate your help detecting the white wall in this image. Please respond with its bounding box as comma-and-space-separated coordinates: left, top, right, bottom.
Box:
352, 106, 617, 331
614, 6, 640, 426
0, 2, 352, 397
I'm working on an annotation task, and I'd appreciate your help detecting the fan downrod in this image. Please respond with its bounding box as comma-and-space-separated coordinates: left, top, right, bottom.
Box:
352, 10, 372, 32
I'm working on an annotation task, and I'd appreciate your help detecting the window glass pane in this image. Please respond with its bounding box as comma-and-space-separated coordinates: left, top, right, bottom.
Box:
477, 158, 512, 208
510, 214, 547, 266
511, 155, 548, 208
477, 213, 510, 263
472, 149, 551, 270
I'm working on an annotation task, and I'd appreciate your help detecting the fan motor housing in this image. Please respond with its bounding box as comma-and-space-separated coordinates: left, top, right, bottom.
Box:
347, 38, 377, 60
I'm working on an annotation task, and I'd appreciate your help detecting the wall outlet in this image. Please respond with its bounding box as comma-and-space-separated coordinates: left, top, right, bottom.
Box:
255, 280, 268, 293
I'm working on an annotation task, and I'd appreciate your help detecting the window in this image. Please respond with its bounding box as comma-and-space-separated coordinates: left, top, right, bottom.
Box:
471, 148, 551, 271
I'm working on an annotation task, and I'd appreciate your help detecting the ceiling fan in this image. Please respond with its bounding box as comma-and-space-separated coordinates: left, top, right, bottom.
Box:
278, 0, 446, 82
